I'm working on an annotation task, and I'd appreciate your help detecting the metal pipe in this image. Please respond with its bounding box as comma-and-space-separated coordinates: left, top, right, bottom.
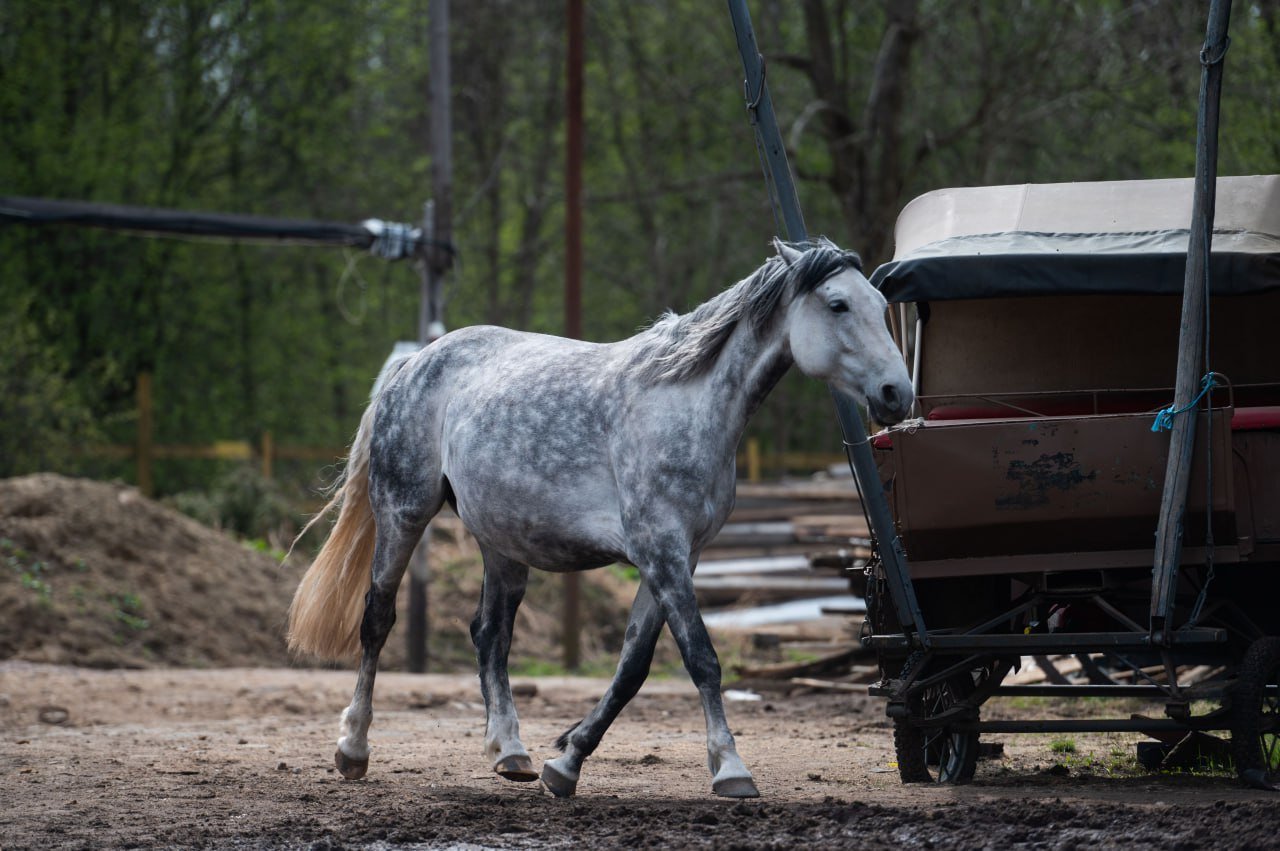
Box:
864, 627, 1226, 653
1150, 0, 1233, 640
951, 717, 1231, 734
726, 0, 928, 645
993, 684, 1223, 699
910, 316, 922, 417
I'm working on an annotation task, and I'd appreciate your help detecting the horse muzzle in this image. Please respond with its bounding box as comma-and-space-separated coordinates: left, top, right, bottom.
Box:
867, 379, 914, 426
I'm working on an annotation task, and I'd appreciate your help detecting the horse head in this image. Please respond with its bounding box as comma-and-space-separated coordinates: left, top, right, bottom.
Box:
778, 240, 914, 425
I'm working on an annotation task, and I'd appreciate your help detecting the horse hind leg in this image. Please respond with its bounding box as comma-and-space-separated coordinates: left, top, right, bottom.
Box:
541, 579, 665, 797
471, 546, 536, 782
335, 507, 434, 779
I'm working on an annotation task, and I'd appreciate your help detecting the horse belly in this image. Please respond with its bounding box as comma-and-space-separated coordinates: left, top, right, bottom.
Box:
450, 472, 627, 572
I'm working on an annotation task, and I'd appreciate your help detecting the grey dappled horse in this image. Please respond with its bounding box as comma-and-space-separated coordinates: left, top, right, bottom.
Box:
287, 238, 913, 799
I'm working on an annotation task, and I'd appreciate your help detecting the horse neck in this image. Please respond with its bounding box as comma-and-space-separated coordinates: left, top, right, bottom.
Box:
703, 314, 793, 434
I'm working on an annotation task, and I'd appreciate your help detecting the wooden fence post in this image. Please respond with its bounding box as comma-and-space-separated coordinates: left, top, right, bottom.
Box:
746, 437, 762, 482
260, 431, 274, 480
136, 372, 154, 497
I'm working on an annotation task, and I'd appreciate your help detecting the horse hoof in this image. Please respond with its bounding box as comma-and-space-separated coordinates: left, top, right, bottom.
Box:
712, 776, 760, 798
495, 754, 539, 783
335, 748, 369, 780
540, 762, 578, 798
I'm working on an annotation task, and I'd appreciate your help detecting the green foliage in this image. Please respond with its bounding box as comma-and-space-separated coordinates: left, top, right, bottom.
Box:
0, 295, 101, 477
606, 563, 640, 583
3, 537, 54, 605
1, 0, 1277, 497
112, 593, 150, 633
165, 464, 291, 540
1049, 738, 1077, 754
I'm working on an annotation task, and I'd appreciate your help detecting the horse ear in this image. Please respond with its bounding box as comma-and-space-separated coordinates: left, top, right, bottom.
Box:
773, 239, 804, 266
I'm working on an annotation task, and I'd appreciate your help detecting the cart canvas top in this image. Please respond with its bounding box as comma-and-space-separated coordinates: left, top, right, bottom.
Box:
873, 175, 1280, 302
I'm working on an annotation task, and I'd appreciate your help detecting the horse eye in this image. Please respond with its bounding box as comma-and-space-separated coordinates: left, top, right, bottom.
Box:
828, 300, 850, 314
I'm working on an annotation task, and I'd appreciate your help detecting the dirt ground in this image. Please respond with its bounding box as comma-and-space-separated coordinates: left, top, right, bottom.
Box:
3, 474, 1278, 848
2, 662, 1277, 850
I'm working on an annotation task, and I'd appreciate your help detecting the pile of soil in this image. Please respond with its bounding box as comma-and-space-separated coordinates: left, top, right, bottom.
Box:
0, 474, 643, 671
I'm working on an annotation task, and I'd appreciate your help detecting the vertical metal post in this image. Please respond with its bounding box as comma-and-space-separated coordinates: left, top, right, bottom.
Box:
1150, 0, 1232, 641
562, 0, 585, 671
726, 0, 928, 644
407, 0, 456, 674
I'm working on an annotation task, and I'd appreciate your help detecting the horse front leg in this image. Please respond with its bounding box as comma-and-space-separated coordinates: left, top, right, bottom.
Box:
336, 520, 422, 779
636, 542, 759, 798
471, 546, 536, 782
541, 578, 666, 797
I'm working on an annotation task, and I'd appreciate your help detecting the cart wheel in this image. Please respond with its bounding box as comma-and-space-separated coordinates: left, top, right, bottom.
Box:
894, 672, 979, 784
1230, 636, 1280, 790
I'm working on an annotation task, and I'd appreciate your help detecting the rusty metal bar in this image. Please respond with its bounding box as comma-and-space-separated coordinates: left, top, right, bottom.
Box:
1150, 0, 1233, 640
726, 0, 928, 647
951, 717, 1231, 734
864, 628, 1226, 653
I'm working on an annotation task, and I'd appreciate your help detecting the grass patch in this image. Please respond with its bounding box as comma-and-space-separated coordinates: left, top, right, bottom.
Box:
1049, 738, 1077, 754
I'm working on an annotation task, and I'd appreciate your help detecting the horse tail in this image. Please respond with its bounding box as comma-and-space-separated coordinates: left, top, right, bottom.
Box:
286, 400, 380, 661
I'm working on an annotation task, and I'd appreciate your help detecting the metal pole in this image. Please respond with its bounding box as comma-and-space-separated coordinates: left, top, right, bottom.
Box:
1150, 0, 1232, 642
726, 0, 928, 644
407, 0, 456, 674
562, 0, 585, 671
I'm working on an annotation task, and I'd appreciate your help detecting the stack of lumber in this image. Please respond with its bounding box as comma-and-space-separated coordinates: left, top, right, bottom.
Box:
694, 477, 869, 609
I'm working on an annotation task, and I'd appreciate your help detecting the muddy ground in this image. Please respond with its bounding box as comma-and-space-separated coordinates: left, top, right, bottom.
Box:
2, 662, 1276, 850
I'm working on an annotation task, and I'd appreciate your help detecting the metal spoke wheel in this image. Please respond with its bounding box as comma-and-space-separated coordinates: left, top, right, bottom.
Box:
894, 667, 980, 784
1231, 636, 1280, 790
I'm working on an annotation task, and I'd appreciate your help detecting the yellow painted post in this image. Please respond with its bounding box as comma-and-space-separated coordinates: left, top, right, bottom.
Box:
136, 372, 154, 497
260, 431, 274, 480
746, 437, 761, 483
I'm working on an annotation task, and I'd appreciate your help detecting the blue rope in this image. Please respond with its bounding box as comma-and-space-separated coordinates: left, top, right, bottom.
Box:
1151, 373, 1219, 433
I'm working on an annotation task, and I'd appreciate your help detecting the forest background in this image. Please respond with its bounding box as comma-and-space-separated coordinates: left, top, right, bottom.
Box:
2, 1, 1277, 533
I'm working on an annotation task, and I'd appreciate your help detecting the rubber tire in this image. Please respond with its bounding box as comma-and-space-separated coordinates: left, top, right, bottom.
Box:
1230, 636, 1280, 786
894, 674, 980, 784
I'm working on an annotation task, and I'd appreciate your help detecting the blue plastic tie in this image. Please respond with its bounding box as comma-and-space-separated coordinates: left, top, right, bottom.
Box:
1151, 374, 1218, 433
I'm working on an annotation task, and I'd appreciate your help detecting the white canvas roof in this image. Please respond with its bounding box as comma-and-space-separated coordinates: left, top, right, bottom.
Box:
872, 175, 1280, 301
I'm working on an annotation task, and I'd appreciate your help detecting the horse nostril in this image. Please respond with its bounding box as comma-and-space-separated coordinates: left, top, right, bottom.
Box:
881, 383, 901, 411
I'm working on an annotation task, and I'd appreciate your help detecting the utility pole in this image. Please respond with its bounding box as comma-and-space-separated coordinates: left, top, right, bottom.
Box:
408, 0, 454, 673
562, 0, 585, 671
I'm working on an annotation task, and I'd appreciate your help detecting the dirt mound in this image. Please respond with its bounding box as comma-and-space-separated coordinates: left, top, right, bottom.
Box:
0, 474, 303, 668
0, 474, 642, 671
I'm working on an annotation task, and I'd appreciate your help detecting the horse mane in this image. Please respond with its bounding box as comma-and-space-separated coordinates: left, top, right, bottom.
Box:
635, 237, 862, 384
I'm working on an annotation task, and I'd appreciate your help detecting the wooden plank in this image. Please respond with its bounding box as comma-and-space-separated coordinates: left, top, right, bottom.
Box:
273, 445, 347, 461
712, 521, 795, 546
727, 502, 858, 523
693, 576, 849, 594
792, 514, 870, 541
787, 676, 872, 693
695, 576, 850, 607
734, 481, 860, 501
700, 543, 816, 561
702, 595, 864, 630
695, 555, 811, 576
809, 549, 872, 569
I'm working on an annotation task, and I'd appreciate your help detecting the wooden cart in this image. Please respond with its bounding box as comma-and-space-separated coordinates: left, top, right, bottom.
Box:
862, 175, 1280, 786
